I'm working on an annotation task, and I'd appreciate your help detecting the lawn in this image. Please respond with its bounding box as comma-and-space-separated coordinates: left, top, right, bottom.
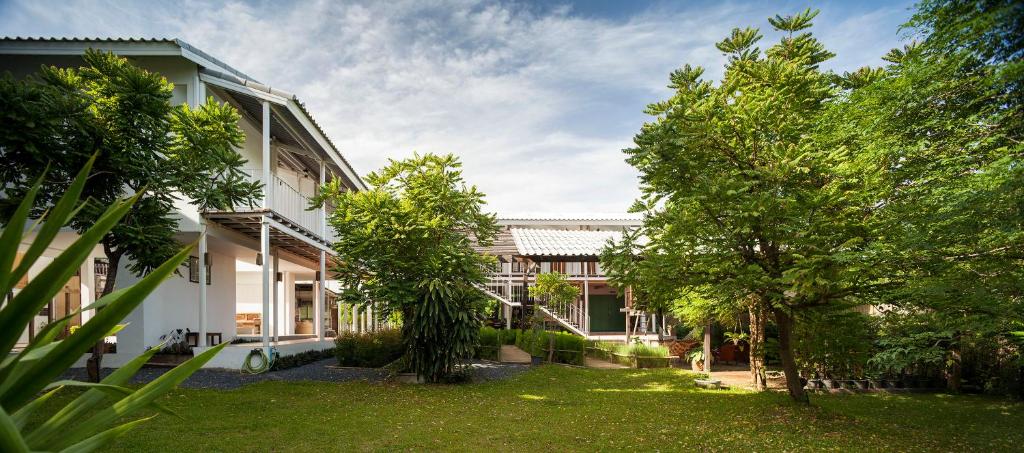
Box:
31, 366, 1024, 452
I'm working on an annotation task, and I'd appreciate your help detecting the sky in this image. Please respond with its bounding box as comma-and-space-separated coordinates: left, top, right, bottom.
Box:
0, 0, 915, 215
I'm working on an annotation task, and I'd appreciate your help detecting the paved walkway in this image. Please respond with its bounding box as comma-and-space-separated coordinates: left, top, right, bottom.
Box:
499, 345, 531, 364
584, 357, 627, 369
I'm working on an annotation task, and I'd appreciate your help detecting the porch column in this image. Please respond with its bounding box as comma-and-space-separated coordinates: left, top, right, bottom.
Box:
260, 217, 271, 357
583, 265, 590, 335
198, 219, 207, 347
351, 305, 358, 333
272, 248, 279, 342
317, 254, 326, 341
261, 100, 271, 209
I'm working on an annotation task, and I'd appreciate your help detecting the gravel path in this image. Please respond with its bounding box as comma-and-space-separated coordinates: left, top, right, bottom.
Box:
60, 359, 528, 390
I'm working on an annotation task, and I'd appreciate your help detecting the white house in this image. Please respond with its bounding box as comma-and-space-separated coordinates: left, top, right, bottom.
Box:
1, 37, 378, 368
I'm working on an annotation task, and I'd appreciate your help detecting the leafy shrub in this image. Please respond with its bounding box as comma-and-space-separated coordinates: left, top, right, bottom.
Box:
616, 342, 670, 358
272, 348, 336, 370
334, 329, 404, 368
514, 329, 584, 365
476, 327, 501, 361
0, 161, 227, 451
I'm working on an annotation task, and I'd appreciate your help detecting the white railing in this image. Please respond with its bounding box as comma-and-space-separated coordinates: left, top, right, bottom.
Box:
537, 298, 588, 337
233, 168, 326, 239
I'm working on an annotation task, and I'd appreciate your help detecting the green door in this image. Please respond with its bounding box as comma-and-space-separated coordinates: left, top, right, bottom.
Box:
588, 295, 626, 332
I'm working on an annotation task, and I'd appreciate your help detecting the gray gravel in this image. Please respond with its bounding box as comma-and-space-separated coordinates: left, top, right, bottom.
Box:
60, 359, 528, 389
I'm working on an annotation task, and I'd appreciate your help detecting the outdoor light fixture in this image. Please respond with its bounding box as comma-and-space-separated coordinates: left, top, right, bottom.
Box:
255, 253, 263, 266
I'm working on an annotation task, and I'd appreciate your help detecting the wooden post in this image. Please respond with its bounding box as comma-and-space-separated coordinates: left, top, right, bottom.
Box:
704, 319, 712, 374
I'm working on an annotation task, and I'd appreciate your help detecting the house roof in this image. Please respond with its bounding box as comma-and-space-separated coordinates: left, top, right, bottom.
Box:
510, 228, 622, 257
0, 36, 366, 191
497, 213, 643, 228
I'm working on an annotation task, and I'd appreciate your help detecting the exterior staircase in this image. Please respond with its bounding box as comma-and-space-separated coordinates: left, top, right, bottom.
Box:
536, 300, 588, 337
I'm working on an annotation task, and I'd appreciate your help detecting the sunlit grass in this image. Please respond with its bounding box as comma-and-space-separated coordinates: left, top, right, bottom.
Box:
26, 366, 1024, 452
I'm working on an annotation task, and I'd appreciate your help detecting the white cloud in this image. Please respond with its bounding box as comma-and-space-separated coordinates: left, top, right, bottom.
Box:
0, 0, 912, 213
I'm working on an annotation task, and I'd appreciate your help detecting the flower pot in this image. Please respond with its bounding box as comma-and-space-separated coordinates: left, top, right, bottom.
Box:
531, 355, 543, 366
690, 359, 704, 372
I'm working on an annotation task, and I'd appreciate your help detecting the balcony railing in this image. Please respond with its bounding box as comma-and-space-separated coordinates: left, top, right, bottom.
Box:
231, 168, 327, 240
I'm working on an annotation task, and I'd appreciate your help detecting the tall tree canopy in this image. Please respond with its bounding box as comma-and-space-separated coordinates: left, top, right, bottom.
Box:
316, 153, 499, 382
822, 0, 1023, 391
611, 9, 875, 402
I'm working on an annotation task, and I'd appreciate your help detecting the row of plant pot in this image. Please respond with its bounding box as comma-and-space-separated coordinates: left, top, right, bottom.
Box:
806, 377, 943, 390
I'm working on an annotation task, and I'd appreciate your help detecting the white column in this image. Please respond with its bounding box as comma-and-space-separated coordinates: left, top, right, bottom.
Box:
272, 248, 279, 342
319, 160, 327, 237
317, 252, 326, 341
261, 101, 271, 209
260, 217, 271, 357
352, 305, 358, 333
198, 219, 208, 347
583, 266, 590, 335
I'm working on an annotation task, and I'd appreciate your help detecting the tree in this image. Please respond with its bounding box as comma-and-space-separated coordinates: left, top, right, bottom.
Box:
0, 50, 261, 376
529, 271, 581, 330
316, 153, 499, 382
621, 9, 876, 403
824, 0, 1023, 391
0, 159, 227, 452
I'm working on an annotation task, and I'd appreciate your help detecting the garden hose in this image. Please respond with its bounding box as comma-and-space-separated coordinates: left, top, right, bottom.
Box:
242, 347, 277, 374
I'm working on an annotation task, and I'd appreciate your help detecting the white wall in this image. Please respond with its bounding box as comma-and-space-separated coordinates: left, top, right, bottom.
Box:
114, 245, 237, 355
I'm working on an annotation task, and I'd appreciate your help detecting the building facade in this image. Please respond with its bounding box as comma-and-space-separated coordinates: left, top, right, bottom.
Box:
479, 214, 665, 341
1, 37, 377, 368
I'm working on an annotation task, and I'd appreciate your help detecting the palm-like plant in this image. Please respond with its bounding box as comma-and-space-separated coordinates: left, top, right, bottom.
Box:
0, 156, 226, 452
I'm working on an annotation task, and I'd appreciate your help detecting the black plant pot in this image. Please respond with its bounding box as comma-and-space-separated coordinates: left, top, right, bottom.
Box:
531, 355, 543, 366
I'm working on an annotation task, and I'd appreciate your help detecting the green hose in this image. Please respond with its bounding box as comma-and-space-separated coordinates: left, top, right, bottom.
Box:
242, 348, 276, 374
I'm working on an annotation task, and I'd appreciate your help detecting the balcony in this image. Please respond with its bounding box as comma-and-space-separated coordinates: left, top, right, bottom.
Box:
203, 167, 335, 263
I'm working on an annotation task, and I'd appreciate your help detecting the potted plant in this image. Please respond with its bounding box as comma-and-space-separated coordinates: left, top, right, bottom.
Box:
688, 348, 705, 372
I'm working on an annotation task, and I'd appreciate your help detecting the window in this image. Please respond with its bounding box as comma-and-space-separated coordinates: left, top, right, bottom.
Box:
188, 256, 211, 285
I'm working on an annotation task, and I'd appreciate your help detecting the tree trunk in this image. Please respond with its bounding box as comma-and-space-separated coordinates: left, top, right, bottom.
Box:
748, 299, 768, 391
946, 338, 962, 392
773, 307, 809, 404
87, 243, 121, 382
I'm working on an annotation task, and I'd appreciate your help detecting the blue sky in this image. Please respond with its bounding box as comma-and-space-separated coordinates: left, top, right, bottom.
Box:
0, 0, 915, 214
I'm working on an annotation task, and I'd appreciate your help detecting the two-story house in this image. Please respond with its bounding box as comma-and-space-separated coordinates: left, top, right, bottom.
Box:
1, 37, 377, 368
479, 214, 665, 341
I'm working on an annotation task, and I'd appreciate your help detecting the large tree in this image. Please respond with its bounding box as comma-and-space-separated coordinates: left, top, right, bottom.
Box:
316, 153, 499, 382
621, 9, 876, 403
824, 0, 1023, 391
0, 50, 261, 378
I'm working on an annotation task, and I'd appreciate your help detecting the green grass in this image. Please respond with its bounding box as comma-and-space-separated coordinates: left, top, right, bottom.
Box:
28, 367, 1024, 452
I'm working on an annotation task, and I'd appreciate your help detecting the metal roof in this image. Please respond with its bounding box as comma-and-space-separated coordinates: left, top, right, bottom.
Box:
510, 228, 622, 257
0, 36, 365, 191
0, 37, 257, 81
500, 213, 643, 222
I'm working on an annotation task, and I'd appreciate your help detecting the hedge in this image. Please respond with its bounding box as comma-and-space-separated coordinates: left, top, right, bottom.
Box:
515, 329, 585, 366
334, 329, 405, 368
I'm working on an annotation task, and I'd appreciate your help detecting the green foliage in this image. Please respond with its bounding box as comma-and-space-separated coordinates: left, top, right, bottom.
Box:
613, 8, 867, 401
319, 153, 499, 382
270, 349, 336, 371
0, 50, 261, 294
515, 330, 584, 365
792, 310, 875, 378
819, 0, 1023, 391
0, 162, 225, 452
333, 330, 405, 368
475, 327, 502, 361
529, 272, 579, 306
